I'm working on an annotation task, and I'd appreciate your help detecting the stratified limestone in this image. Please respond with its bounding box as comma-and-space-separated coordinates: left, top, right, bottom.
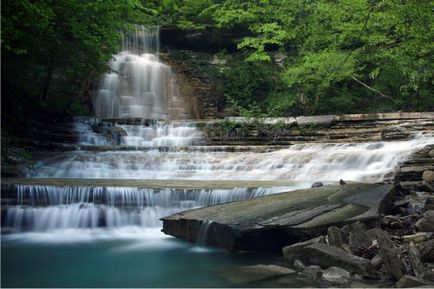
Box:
161, 183, 394, 250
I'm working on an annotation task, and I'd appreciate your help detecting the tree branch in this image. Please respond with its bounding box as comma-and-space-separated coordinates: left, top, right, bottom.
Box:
350, 76, 396, 104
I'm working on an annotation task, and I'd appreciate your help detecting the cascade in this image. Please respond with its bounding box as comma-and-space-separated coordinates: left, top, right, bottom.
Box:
3, 26, 434, 243
93, 26, 187, 120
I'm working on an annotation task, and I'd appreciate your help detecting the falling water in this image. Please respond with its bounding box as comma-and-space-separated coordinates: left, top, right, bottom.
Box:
28, 133, 434, 182
93, 26, 186, 120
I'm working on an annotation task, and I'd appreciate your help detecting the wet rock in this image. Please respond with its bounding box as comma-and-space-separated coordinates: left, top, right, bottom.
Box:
327, 226, 347, 248
402, 232, 432, 243
345, 222, 372, 250
302, 242, 374, 275
311, 181, 323, 188
396, 275, 429, 288
409, 241, 425, 278
162, 184, 394, 250
415, 210, 434, 232
423, 170, 434, 183
383, 215, 404, 229
321, 266, 351, 286
381, 128, 410, 140
282, 236, 325, 264
221, 264, 295, 284
293, 260, 305, 271
370, 254, 383, 269
300, 265, 323, 281
376, 229, 407, 280
418, 239, 434, 262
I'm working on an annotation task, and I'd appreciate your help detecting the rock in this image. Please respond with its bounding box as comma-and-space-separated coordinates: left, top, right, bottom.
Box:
220, 264, 296, 284
415, 210, 434, 232
321, 266, 351, 285
396, 275, 429, 288
293, 260, 305, 271
370, 254, 383, 269
402, 232, 432, 243
409, 241, 425, 278
161, 184, 395, 250
327, 226, 347, 248
282, 236, 325, 264
311, 181, 323, 188
300, 265, 323, 281
383, 215, 404, 229
339, 179, 346, 185
381, 128, 410, 140
376, 229, 407, 280
296, 115, 336, 125
346, 222, 372, 250
418, 239, 434, 262
302, 242, 374, 275
423, 170, 434, 183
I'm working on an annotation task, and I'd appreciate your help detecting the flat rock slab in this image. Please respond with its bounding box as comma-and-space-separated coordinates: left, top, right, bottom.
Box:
161, 183, 394, 250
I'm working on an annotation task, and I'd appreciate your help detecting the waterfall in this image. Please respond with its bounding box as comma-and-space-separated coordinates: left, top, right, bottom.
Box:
93, 26, 185, 120
28, 134, 434, 182
3, 184, 290, 233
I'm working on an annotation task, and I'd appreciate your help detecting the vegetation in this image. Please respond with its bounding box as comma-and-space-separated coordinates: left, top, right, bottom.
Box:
2, 0, 152, 125
2, 0, 433, 124
147, 0, 434, 115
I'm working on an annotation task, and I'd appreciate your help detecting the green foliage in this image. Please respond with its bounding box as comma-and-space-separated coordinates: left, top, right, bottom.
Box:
2, 0, 151, 124
205, 0, 434, 115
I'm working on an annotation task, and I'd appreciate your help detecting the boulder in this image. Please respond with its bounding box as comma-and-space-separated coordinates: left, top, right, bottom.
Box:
327, 226, 347, 248
302, 243, 374, 275
415, 210, 434, 232
423, 170, 434, 183
376, 229, 407, 280
161, 184, 394, 250
418, 239, 434, 262
321, 266, 351, 286
300, 265, 323, 281
409, 241, 425, 278
282, 236, 325, 264
396, 275, 430, 288
293, 260, 306, 271
220, 264, 295, 284
311, 181, 323, 188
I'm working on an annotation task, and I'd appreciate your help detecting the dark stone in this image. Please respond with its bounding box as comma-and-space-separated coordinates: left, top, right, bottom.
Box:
293, 260, 306, 271
416, 210, 434, 232
327, 226, 347, 248
302, 243, 374, 275
418, 239, 434, 262
409, 241, 425, 278
283, 236, 325, 264
300, 265, 323, 281
311, 181, 323, 188
161, 184, 395, 250
321, 266, 351, 286
396, 275, 429, 288
376, 229, 407, 280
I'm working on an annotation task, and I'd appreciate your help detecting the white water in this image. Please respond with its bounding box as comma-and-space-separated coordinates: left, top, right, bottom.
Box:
118, 123, 202, 147
29, 134, 434, 182
93, 26, 186, 120
5, 26, 434, 244
4, 184, 295, 236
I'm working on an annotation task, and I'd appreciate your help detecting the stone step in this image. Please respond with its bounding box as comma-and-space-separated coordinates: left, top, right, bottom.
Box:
161, 183, 395, 250
1, 178, 304, 190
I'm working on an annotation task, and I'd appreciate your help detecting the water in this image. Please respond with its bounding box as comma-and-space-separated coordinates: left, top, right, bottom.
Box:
28, 133, 434, 182
93, 26, 186, 120
3, 26, 434, 287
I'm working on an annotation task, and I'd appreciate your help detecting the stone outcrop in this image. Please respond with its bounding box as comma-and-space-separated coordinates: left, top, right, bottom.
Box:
204, 112, 434, 145
161, 183, 394, 250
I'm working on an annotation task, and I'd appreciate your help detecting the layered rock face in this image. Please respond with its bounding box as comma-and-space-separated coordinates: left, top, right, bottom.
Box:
161, 183, 394, 250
